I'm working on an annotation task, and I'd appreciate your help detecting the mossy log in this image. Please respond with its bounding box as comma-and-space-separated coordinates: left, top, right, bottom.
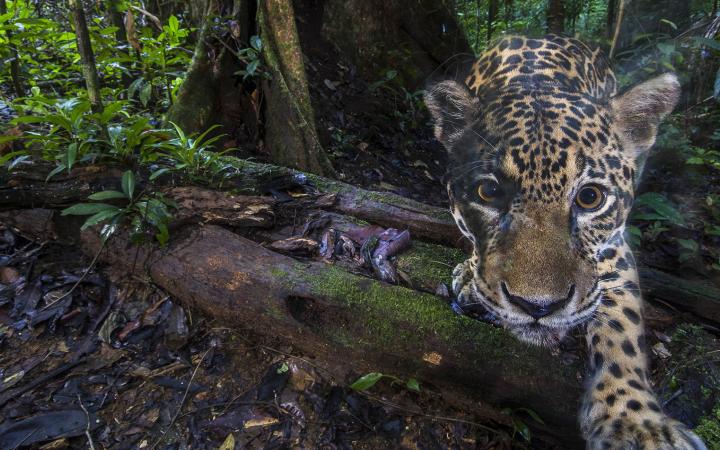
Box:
78, 224, 583, 445
1, 160, 719, 322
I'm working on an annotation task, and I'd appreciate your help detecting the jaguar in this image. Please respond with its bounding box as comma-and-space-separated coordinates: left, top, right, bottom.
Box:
424, 35, 706, 450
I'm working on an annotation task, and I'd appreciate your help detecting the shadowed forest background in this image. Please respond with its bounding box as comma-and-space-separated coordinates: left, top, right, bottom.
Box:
0, 0, 720, 448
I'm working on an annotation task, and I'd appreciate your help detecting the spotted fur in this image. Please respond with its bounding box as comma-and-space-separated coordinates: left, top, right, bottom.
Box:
426, 35, 705, 449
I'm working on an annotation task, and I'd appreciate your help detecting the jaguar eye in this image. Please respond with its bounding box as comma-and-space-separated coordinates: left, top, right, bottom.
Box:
478, 179, 500, 202
575, 185, 605, 210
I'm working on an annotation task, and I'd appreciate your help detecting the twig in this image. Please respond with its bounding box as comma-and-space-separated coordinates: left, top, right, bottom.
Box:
609, 0, 626, 59
41, 239, 107, 311
130, 5, 162, 31
359, 392, 502, 435
150, 347, 212, 449
77, 394, 97, 450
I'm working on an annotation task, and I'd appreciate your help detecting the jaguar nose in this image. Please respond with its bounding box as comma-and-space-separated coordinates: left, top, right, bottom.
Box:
501, 282, 575, 320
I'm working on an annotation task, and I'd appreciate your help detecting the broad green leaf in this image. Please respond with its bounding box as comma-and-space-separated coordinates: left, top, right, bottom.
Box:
349, 372, 383, 391
149, 168, 171, 180
121, 170, 135, 200
168, 15, 179, 33
81, 209, 121, 230
62, 203, 120, 216
155, 223, 170, 246
88, 190, 127, 200
634, 193, 685, 226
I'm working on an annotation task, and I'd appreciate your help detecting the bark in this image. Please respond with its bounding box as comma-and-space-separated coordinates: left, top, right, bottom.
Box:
74, 223, 583, 445
165, 6, 217, 134
487, 0, 499, 44
546, 0, 565, 35
69, 0, 103, 113
0, 0, 24, 97
606, 0, 617, 40
259, 0, 335, 176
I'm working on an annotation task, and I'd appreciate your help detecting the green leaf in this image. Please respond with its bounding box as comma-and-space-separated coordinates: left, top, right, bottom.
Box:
66, 142, 78, 170
246, 59, 259, 77
168, 15, 179, 32
676, 238, 699, 252
140, 82, 152, 107
659, 19, 677, 30
61, 203, 120, 216
405, 378, 420, 392
349, 372, 384, 391
46, 164, 66, 181
80, 209, 122, 230
155, 222, 170, 246
149, 167, 171, 180
694, 37, 720, 52
634, 193, 685, 226
88, 190, 127, 200
250, 35, 262, 51
121, 170, 135, 199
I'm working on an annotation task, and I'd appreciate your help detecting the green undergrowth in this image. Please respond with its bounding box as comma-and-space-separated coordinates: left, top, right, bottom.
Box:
695, 406, 720, 450
660, 324, 720, 440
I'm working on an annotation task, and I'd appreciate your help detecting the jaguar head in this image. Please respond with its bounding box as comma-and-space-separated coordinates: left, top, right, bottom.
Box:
425, 74, 680, 346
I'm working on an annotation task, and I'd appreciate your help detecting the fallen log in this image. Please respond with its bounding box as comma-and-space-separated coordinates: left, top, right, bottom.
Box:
79, 224, 585, 445
1, 159, 719, 318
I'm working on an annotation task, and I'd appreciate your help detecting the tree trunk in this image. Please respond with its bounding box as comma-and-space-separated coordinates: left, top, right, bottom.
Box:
487, 0, 499, 44
606, 0, 617, 40
0, 0, 24, 97
69, 0, 103, 113
546, 0, 565, 34
259, 0, 335, 176
165, 3, 217, 134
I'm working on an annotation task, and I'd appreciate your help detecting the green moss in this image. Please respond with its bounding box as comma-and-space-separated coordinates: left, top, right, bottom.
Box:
396, 241, 466, 291
695, 405, 720, 450
292, 264, 545, 375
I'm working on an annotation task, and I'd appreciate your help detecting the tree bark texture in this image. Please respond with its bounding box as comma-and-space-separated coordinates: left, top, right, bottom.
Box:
259, 0, 335, 176
69, 0, 103, 113
546, 0, 565, 34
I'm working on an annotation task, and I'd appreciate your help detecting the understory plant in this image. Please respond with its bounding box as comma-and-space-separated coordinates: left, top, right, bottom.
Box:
61, 170, 175, 245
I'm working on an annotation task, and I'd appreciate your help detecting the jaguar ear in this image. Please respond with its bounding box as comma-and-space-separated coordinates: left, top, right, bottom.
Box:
611, 73, 680, 155
424, 80, 479, 150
